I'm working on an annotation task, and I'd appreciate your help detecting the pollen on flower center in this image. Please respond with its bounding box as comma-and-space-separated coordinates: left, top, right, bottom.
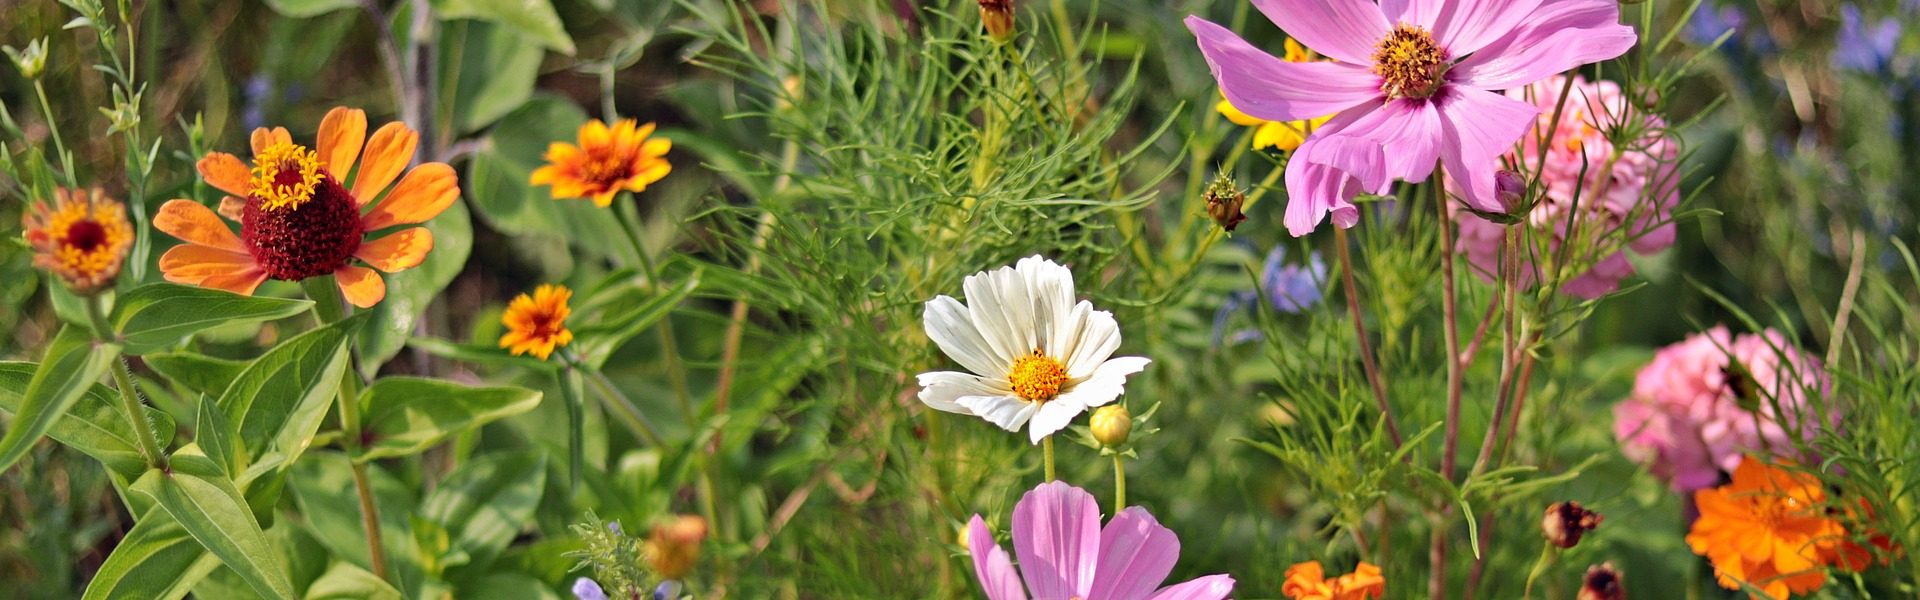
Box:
1007, 351, 1069, 401
249, 142, 326, 212
1372, 24, 1448, 99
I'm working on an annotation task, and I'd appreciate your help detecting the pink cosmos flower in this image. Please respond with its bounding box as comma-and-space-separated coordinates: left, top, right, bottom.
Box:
1612, 327, 1832, 493
1187, 0, 1639, 236
1454, 75, 1679, 298
968, 481, 1236, 600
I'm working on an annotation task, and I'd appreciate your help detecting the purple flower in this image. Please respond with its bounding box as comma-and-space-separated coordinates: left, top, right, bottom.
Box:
1188, 0, 1638, 236
572, 578, 608, 600
1213, 246, 1328, 345
968, 481, 1235, 600
1833, 4, 1901, 75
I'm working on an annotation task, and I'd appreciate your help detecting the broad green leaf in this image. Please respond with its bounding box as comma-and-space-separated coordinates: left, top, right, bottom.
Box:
217, 315, 361, 474
196, 393, 239, 478
573, 272, 701, 369
433, 0, 574, 54
353, 377, 542, 462
421, 452, 545, 568
111, 283, 311, 355
303, 563, 401, 600
81, 510, 220, 600
358, 200, 472, 377
442, 19, 544, 133
463, 96, 626, 253
0, 361, 174, 481
0, 324, 119, 473
262, 0, 356, 17
135, 469, 296, 600
144, 352, 249, 398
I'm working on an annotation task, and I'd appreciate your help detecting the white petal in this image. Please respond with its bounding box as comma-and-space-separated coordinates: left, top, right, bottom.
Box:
1019, 256, 1077, 357
918, 371, 1013, 413
1061, 357, 1151, 408
959, 395, 1040, 432
1027, 398, 1089, 444
965, 265, 1034, 361
1063, 308, 1123, 379
926, 296, 1010, 377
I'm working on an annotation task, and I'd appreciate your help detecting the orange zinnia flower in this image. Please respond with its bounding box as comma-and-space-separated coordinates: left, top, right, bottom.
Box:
1282, 560, 1384, 600
1686, 457, 1861, 599
646, 515, 708, 580
530, 119, 671, 207
23, 187, 133, 294
155, 107, 457, 308
499, 284, 574, 360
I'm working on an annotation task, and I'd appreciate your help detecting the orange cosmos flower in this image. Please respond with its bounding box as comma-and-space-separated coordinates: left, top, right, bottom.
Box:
1686, 457, 1862, 599
23, 187, 134, 294
530, 118, 671, 207
499, 284, 574, 360
1282, 560, 1384, 600
154, 107, 457, 308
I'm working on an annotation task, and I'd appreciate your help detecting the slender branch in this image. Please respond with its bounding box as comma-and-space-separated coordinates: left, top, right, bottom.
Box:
1826, 229, 1867, 365
1334, 227, 1401, 445
1434, 167, 1465, 600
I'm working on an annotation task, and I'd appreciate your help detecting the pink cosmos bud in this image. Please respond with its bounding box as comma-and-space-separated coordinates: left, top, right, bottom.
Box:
1495, 169, 1528, 214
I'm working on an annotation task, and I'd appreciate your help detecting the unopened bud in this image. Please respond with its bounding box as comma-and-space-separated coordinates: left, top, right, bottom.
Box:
979, 0, 1014, 42
1494, 169, 1527, 214
1577, 563, 1625, 600
1090, 405, 1131, 447
646, 515, 708, 579
3, 38, 48, 80
1204, 172, 1247, 232
1542, 501, 1603, 549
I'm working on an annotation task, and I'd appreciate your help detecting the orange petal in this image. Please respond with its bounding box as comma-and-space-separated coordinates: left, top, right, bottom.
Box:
581, 120, 611, 148
154, 199, 247, 253
316, 107, 368, 179
197, 152, 253, 198
335, 266, 386, 308
250, 127, 291, 154
200, 269, 269, 296
218, 196, 247, 221
351, 122, 419, 202
641, 137, 671, 157
159, 244, 259, 284
355, 227, 434, 272
361, 163, 457, 230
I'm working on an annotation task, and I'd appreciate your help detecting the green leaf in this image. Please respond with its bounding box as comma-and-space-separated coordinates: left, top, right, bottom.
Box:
217, 314, 361, 475
442, 19, 544, 133
81, 510, 220, 600
144, 352, 249, 398
287, 452, 424, 588
0, 324, 119, 474
358, 199, 472, 376
353, 377, 542, 462
572, 271, 701, 368
303, 563, 402, 600
459, 573, 562, 600
195, 393, 239, 478
262, 0, 357, 17
0, 361, 175, 481
111, 283, 312, 355
421, 452, 546, 568
433, 0, 574, 54
135, 469, 296, 600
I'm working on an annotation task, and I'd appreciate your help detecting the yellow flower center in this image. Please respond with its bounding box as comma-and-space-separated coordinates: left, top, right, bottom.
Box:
1372, 25, 1448, 99
1007, 351, 1068, 401
249, 142, 325, 212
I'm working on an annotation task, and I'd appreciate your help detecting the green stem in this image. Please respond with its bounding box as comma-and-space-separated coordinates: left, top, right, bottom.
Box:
32, 79, 77, 187
86, 295, 166, 471
559, 365, 586, 497
303, 278, 389, 581
578, 363, 666, 448
615, 200, 697, 426
1111, 454, 1126, 513
1521, 543, 1555, 599
1043, 436, 1056, 482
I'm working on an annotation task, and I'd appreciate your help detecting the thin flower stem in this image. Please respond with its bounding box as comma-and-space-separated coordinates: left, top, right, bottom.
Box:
303, 278, 390, 582
85, 296, 168, 471
559, 365, 587, 495
616, 200, 697, 426
1111, 454, 1126, 513
1470, 226, 1522, 477
579, 363, 666, 448
1826, 229, 1867, 365
1043, 437, 1056, 482
1333, 227, 1400, 446
1434, 166, 1465, 600
32, 80, 77, 187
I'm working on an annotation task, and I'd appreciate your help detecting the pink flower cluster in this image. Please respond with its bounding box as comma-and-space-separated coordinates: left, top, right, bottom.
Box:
1455, 75, 1679, 298
1612, 327, 1832, 493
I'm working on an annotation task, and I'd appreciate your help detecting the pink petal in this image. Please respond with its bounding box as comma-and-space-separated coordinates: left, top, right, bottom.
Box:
1332, 98, 1445, 183
969, 516, 1031, 600
1283, 140, 1372, 237
1187, 17, 1383, 123
1247, 0, 1391, 65
1431, 0, 1546, 56
1451, 0, 1638, 90
1381, 0, 1442, 29
1013, 481, 1102, 599
1148, 574, 1236, 600
1088, 508, 1181, 600
1437, 87, 1539, 212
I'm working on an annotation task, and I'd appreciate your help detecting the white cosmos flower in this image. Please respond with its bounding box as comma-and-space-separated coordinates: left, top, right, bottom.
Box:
918, 255, 1151, 444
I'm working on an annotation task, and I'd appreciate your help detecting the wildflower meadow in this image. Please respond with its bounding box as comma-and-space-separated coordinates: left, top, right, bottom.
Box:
4, 0, 1920, 598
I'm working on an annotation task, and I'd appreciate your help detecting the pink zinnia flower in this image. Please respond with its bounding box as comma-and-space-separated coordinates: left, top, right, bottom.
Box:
1454, 75, 1680, 298
968, 481, 1235, 600
1612, 327, 1832, 493
1187, 0, 1639, 236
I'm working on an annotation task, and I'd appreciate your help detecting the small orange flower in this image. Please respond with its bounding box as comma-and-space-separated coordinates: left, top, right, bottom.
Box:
499, 284, 574, 360
1282, 560, 1384, 600
1686, 458, 1860, 599
646, 515, 708, 580
530, 119, 671, 207
155, 107, 457, 308
23, 188, 133, 294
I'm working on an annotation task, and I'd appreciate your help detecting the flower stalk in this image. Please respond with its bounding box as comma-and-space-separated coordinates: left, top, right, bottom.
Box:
303, 277, 390, 581
87, 295, 167, 472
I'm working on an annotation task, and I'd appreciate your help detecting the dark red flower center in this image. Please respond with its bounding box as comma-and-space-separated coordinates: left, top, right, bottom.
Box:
64, 219, 108, 252
241, 170, 364, 281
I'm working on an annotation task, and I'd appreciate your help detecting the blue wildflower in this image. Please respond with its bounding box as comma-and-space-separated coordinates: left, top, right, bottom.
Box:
572, 578, 609, 600
1211, 245, 1328, 345
1833, 4, 1901, 75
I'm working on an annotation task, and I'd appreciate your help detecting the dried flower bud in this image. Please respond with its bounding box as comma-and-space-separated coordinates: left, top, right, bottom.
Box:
1090, 405, 1131, 447
1204, 172, 1248, 232
1577, 563, 1625, 600
1494, 169, 1527, 214
3, 38, 47, 80
646, 515, 708, 580
979, 0, 1014, 42
1542, 501, 1604, 549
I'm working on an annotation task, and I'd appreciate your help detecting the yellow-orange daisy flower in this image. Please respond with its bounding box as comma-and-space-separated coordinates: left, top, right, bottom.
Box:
1685, 458, 1861, 600
23, 187, 133, 294
1216, 39, 1331, 152
530, 118, 671, 207
499, 284, 574, 360
1282, 560, 1384, 600
154, 107, 457, 308
646, 515, 708, 580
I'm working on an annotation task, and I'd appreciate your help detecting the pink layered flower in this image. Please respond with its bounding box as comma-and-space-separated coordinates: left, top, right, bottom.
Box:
968, 481, 1235, 600
1455, 75, 1679, 298
1612, 327, 1832, 493
1187, 0, 1638, 236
